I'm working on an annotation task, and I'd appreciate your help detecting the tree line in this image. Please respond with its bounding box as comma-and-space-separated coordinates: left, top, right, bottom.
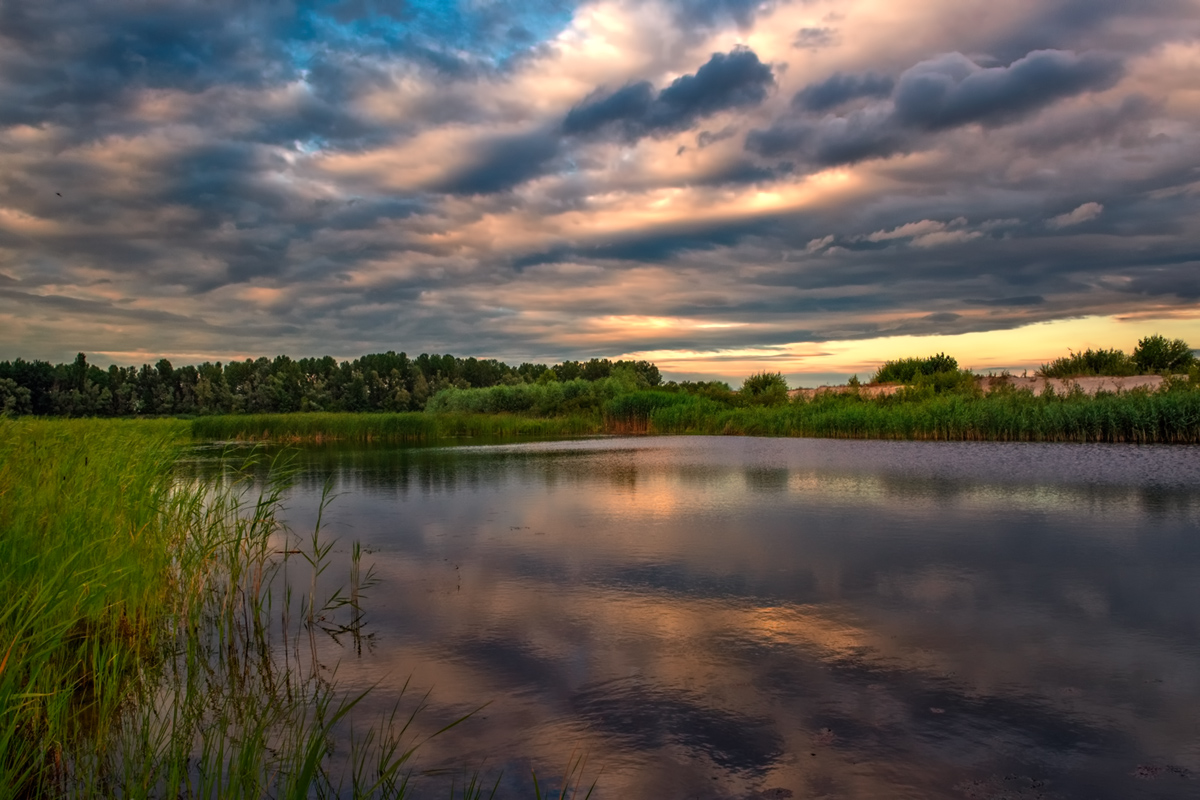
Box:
0, 352, 663, 417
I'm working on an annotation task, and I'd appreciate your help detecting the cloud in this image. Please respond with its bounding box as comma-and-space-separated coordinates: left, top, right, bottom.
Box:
793, 72, 894, 112
861, 218, 981, 248
968, 295, 1046, 307
562, 82, 656, 136
0, 0, 1198, 373
988, 0, 1193, 63
563, 47, 774, 140
867, 219, 955, 242
666, 0, 770, 31
431, 131, 562, 195
893, 50, 1124, 131
747, 50, 1123, 168
745, 105, 909, 164
792, 27, 838, 51
1047, 202, 1104, 228
911, 229, 983, 248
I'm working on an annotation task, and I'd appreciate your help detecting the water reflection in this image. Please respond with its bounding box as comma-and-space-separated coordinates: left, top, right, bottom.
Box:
210, 437, 1200, 799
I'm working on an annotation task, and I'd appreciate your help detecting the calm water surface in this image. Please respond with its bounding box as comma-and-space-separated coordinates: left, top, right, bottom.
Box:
268, 436, 1200, 799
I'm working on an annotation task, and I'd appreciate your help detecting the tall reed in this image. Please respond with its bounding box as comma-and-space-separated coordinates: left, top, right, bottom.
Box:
647, 384, 1200, 443
0, 419, 508, 798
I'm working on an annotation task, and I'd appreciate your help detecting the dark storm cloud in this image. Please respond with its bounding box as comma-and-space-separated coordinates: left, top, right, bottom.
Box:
431, 131, 562, 195
892, 50, 1122, 130
700, 159, 792, 186
1011, 94, 1154, 152
0, 0, 1198, 369
0, 0, 579, 146
0, 288, 212, 327
747, 49, 1123, 166
988, 0, 1194, 62
1125, 264, 1200, 301
428, 47, 776, 197
0, 0, 298, 131
564, 47, 774, 139
793, 72, 894, 112
746, 106, 908, 164
967, 295, 1046, 307
513, 214, 785, 268
563, 82, 656, 136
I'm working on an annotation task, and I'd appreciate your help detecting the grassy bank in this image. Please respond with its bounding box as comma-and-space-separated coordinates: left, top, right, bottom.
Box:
0, 419, 502, 798
192, 411, 604, 442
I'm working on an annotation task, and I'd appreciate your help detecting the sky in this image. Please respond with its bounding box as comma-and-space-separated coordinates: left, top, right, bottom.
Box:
1, 0, 1199, 385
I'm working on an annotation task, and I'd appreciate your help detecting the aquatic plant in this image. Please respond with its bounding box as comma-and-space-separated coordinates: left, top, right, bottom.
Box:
0, 419, 520, 797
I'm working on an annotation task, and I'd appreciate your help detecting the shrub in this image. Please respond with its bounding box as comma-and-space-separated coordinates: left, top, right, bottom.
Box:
740, 372, 790, 406
911, 369, 981, 395
425, 375, 637, 416
872, 353, 959, 384
1039, 348, 1136, 378
1132, 334, 1195, 374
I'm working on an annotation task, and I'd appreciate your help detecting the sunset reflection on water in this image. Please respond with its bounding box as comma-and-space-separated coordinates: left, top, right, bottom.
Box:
268, 437, 1200, 799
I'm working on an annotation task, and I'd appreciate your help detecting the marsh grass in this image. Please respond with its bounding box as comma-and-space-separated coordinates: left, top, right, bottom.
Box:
647, 383, 1200, 443
0, 419, 540, 798
190, 382, 1200, 445
192, 412, 603, 444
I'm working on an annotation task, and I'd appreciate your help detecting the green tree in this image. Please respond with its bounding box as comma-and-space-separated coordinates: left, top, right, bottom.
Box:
0, 378, 32, 416
1132, 334, 1195, 373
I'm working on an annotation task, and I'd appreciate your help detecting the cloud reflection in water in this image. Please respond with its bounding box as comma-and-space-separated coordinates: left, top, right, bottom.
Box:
267, 437, 1200, 799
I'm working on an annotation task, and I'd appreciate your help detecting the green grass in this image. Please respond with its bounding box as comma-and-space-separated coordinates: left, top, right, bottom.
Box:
0, 419, 178, 794
188, 380, 1200, 445
0, 419, 527, 798
192, 411, 604, 443
647, 382, 1200, 443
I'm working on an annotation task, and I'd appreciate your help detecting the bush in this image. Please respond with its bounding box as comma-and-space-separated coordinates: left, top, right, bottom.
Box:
1132, 334, 1195, 373
740, 372, 790, 406
425, 375, 639, 416
1039, 348, 1136, 378
872, 353, 959, 384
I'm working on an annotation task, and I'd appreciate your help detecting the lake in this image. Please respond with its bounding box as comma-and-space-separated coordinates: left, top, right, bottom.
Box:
261, 436, 1200, 799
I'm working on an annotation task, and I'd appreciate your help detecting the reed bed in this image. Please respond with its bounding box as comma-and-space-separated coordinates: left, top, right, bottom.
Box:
190, 383, 1200, 445
1, 418, 596, 799
192, 412, 604, 443
647, 384, 1200, 443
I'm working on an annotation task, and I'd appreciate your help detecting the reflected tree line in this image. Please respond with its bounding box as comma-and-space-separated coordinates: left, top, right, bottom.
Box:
0, 352, 666, 417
